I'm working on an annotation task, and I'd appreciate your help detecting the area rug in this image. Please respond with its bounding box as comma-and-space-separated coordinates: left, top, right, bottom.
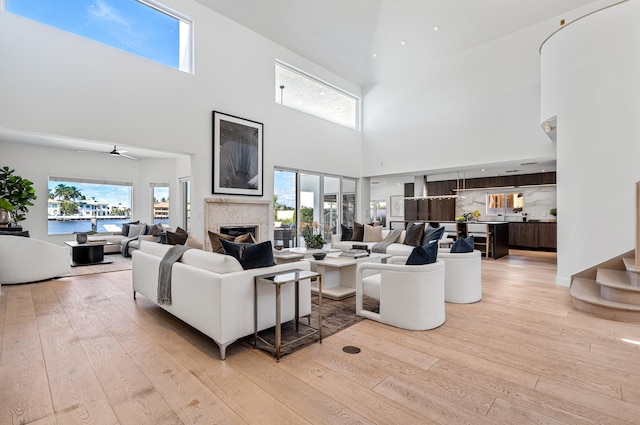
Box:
70, 253, 132, 276
243, 294, 379, 358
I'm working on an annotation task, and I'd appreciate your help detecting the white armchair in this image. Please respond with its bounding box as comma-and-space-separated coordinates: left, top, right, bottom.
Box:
356, 257, 445, 330
0, 235, 70, 284
439, 249, 482, 303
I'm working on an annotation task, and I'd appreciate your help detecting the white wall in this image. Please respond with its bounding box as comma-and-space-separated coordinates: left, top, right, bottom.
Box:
0, 0, 363, 241
540, 0, 640, 286
362, 22, 557, 178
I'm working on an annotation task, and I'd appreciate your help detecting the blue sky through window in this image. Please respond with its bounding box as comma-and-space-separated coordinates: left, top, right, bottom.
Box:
7, 0, 179, 69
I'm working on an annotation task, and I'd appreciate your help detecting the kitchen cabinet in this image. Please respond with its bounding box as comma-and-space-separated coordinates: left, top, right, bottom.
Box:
508, 222, 556, 250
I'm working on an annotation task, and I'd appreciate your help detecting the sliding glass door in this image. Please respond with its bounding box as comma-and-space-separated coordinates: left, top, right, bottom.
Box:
273, 169, 297, 248
274, 168, 357, 248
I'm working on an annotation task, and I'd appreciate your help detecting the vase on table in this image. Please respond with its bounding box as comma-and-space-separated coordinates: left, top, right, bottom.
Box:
76, 232, 88, 244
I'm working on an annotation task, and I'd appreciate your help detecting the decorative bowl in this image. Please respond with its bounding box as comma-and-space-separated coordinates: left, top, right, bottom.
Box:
312, 252, 327, 260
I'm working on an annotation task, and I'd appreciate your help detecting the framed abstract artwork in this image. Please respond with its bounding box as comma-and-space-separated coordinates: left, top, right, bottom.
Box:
212, 111, 263, 196
390, 195, 405, 217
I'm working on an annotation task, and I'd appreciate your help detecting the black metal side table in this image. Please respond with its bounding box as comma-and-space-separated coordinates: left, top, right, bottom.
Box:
254, 269, 322, 361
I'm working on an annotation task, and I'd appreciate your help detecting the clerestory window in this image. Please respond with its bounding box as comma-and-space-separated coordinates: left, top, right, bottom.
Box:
5, 0, 193, 73
275, 60, 360, 130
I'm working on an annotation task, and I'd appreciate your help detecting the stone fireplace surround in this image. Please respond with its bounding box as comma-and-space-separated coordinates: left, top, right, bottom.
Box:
204, 198, 270, 251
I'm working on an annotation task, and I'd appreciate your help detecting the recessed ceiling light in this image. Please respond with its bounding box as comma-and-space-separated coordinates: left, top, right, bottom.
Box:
434, 26, 440, 31
372, 53, 378, 58
400, 40, 407, 46
481, 168, 485, 172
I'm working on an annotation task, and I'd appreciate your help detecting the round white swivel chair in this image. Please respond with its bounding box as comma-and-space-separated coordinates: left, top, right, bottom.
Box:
0, 235, 70, 284
356, 257, 445, 331
439, 249, 482, 303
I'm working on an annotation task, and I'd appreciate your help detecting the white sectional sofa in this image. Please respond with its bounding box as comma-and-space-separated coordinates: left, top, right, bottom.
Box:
132, 241, 312, 360
331, 230, 416, 256
88, 223, 169, 255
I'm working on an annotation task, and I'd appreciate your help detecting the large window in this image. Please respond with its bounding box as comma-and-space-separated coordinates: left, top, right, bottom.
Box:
274, 168, 357, 248
275, 61, 359, 129
151, 183, 169, 225
180, 178, 190, 232
5, 0, 193, 72
48, 177, 132, 235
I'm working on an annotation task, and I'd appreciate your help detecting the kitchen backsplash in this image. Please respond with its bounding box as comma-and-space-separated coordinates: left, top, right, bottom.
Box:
455, 186, 556, 222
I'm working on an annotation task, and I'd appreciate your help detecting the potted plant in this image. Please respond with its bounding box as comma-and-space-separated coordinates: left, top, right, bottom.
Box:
300, 221, 326, 249
0, 166, 37, 226
0, 197, 13, 227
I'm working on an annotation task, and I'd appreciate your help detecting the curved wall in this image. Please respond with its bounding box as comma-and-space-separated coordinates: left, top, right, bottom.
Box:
540, 0, 640, 286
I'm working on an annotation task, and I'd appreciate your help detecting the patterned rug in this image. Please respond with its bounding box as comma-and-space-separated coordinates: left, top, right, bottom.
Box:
244, 294, 379, 358
70, 253, 132, 276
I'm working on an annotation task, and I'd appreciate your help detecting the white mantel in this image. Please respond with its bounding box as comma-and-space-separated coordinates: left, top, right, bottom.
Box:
204, 198, 270, 250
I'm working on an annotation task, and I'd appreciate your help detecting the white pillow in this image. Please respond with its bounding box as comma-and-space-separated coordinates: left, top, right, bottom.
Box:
363, 224, 382, 242
128, 223, 145, 237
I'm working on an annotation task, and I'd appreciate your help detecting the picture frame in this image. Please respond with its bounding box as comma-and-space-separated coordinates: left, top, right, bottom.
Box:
212, 111, 264, 196
390, 195, 405, 217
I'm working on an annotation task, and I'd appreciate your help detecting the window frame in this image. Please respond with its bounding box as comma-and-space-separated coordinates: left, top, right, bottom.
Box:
275, 60, 360, 130
3, 0, 194, 73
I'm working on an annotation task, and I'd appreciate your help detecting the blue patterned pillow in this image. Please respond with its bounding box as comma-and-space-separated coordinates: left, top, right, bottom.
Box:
406, 240, 439, 265
450, 235, 474, 253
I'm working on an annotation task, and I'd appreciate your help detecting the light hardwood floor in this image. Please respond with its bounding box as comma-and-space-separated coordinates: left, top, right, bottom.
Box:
2, 250, 640, 424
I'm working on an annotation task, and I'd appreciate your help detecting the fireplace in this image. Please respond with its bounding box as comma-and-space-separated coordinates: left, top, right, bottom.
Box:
219, 225, 258, 239
204, 198, 270, 251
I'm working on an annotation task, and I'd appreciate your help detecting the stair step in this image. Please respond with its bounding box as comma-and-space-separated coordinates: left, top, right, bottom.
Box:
623, 257, 640, 272
595, 269, 640, 305
571, 278, 640, 322
596, 268, 640, 290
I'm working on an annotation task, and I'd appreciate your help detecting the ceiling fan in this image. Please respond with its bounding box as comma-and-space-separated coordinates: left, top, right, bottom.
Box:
108, 145, 137, 161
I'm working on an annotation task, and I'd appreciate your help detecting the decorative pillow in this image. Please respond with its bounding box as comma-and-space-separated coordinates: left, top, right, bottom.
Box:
351, 222, 364, 241
220, 239, 275, 270
208, 231, 235, 253
403, 222, 425, 246
340, 224, 353, 241
240, 241, 276, 270
121, 221, 140, 236
363, 224, 383, 242
234, 233, 257, 244
127, 223, 146, 238
146, 223, 164, 236
185, 234, 204, 250
406, 240, 439, 265
219, 238, 250, 261
450, 235, 474, 253
166, 227, 189, 245
421, 225, 445, 246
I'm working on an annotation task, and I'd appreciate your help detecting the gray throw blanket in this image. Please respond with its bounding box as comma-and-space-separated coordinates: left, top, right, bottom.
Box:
157, 245, 191, 305
121, 235, 139, 257
371, 228, 403, 253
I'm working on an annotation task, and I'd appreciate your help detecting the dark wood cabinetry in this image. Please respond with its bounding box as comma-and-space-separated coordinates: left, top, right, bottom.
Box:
404, 198, 455, 222
508, 222, 556, 250
537, 223, 557, 249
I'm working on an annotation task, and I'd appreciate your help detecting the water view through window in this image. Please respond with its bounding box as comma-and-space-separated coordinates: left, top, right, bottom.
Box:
48, 177, 133, 235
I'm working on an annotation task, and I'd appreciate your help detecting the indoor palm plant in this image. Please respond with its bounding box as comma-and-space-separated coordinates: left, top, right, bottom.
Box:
0, 166, 37, 225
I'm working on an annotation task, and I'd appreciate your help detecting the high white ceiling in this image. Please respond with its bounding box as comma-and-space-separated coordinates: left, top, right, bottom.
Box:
4, 0, 610, 174
195, 0, 610, 86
